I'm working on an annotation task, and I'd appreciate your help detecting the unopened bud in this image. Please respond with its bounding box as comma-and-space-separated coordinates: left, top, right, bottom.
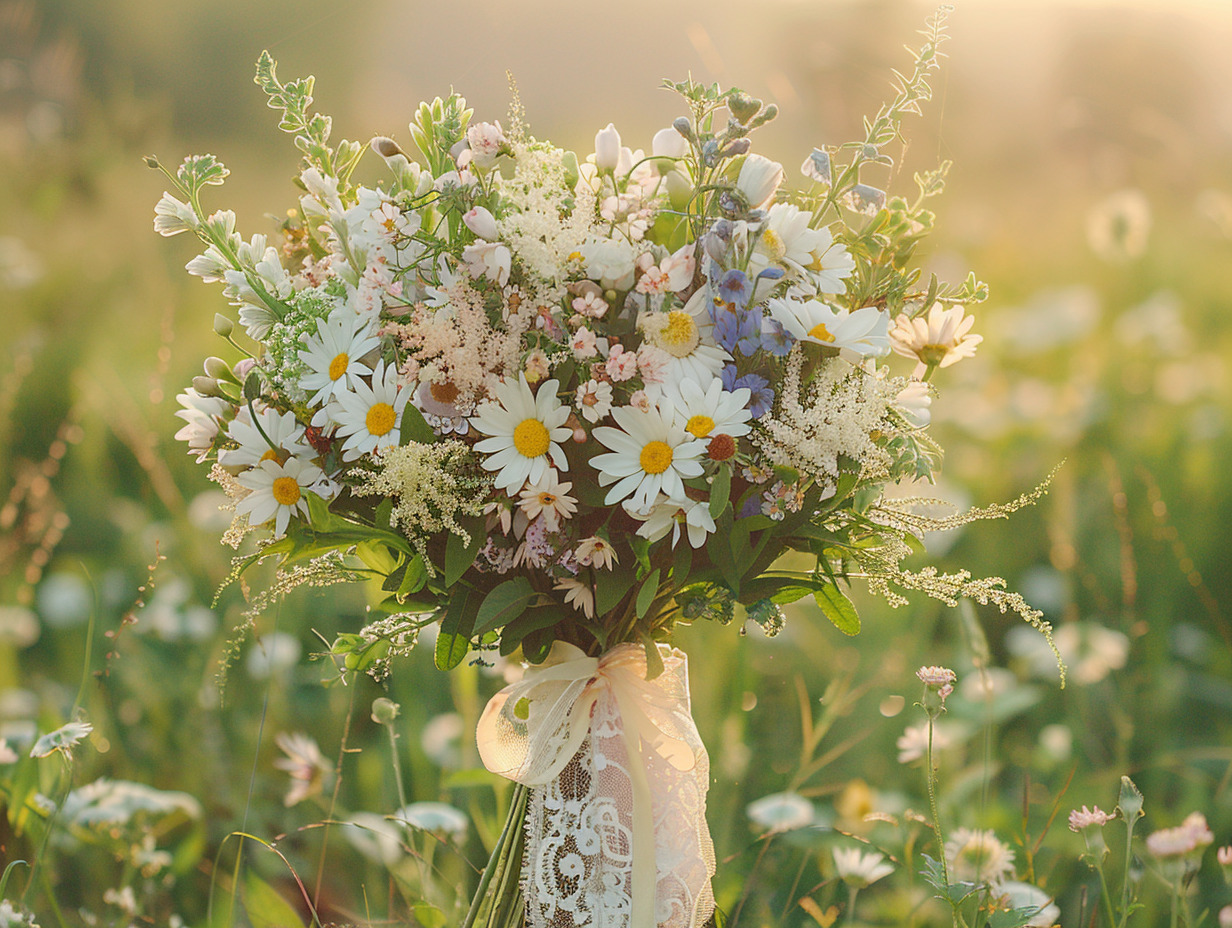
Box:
191, 376, 224, 398
144, 155, 161, 169
213, 313, 234, 337
204, 357, 234, 382
371, 697, 401, 725
370, 136, 404, 159
672, 117, 697, 145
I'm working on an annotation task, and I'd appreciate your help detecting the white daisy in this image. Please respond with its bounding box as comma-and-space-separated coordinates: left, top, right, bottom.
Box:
219, 405, 313, 469
637, 290, 731, 385
944, 828, 1016, 886
590, 404, 707, 512
665, 377, 753, 441
174, 388, 230, 462
889, 302, 982, 376
833, 847, 895, 889
517, 471, 578, 531
625, 495, 716, 549
748, 203, 827, 282
768, 297, 890, 359
804, 224, 856, 295
331, 360, 410, 461
236, 457, 325, 536
298, 311, 382, 406
470, 375, 572, 495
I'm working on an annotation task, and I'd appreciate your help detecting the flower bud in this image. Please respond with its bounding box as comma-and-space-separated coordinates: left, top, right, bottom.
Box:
371, 697, 401, 725
234, 357, 256, 380
191, 375, 224, 398
594, 123, 621, 173
463, 205, 499, 240
672, 116, 697, 145
652, 126, 690, 160
736, 154, 784, 211
204, 356, 234, 382
370, 136, 405, 159
801, 148, 831, 185
213, 313, 234, 337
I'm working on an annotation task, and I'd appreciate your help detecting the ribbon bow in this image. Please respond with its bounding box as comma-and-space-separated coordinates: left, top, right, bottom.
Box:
477, 641, 700, 926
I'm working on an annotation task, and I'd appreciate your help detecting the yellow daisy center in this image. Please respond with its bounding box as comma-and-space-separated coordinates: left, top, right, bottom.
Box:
271, 476, 301, 506
513, 418, 550, 458
917, 343, 950, 365
366, 402, 397, 436
538, 492, 557, 507
685, 414, 715, 438
761, 227, 786, 260
640, 440, 674, 475
328, 352, 349, 381
808, 322, 836, 342
657, 310, 701, 358
259, 448, 286, 464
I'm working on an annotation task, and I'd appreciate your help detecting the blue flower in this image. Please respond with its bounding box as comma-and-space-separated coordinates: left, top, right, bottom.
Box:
733, 372, 774, 419
736, 308, 764, 357
718, 269, 753, 308
738, 495, 763, 519
712, 308, 742, 353
760, 316, 795, 357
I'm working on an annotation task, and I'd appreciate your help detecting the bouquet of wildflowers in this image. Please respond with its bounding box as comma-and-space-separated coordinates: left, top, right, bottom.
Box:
154, 9, 1055, 926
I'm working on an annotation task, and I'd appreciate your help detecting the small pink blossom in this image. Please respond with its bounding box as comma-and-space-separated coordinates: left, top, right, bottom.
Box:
635, 344, 671, 384
571, 327, 598, 359
917, 666, 957, 689
462, 205, 499, 240
1068, 805, 1114, 832
465, 121, 508, 170
661, 244, 696, 291
605, 344, 638, 382
523, 349, 550, 384
629, 390, 652, 412
572, 291, 609, 319
1216, 845, 1232, 867
1146, 812, 1214, 859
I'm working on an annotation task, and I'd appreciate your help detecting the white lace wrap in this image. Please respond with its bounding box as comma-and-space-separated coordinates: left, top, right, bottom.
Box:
476, 641, 715, 928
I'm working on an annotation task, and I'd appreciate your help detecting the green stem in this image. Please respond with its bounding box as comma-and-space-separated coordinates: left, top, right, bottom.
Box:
1096, 860, 1117, 928
461, 784, 528, 928
845, 884, 860, 925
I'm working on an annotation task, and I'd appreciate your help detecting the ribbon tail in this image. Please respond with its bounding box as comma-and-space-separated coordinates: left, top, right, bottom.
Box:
613, 685, 658, 928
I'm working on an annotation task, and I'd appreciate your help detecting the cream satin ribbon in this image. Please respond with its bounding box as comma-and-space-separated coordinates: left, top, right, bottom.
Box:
477, 641, 698, 927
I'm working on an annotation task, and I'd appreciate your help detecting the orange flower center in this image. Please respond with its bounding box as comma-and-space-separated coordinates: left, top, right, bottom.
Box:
808, 323, 836, 343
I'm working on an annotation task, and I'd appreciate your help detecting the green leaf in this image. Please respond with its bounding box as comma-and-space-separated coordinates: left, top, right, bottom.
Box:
641, 634, 664, 681
710, 507, 741, 594
435, 587, 477, 670
474, 578, 537, 636
399, 403, 437, 445
709, 465, 731, 519
397, 554, 428, 599
499, 607, 567, 656
243, 872, 306, 928
595, 562, 637, 616
444, 516, 486, 586
520, 625, 553, 664
176, 153, 230, 193
814, 583, 860, 636
411, 903, 448, 928
636, 568, 661, 620
374, 498, 394, 530
919, 854, 981, 906
355, 540, 398, 575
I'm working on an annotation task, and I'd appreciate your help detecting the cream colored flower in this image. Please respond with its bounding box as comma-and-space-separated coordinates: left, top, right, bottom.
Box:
576, 535, 618, 570
331, 360, 411, 461
945, 828, 1015, 885
470, 375, 572, 495
517, 471, 578, 531
833, 847, 894, 889
553, 577, 595, 618
575, 379, 614, 423
298, 312, 381, 406
889, 303, 982, 376
638, 291, 731, 385
768, 298, 891, 359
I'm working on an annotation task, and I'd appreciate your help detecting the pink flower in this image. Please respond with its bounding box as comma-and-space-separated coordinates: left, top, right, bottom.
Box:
629, 390, 652, 413
635, 344, 671, 384
465, 121, 508, 170
572, 290, 609, 319
605, 344, 638, 382
1068, 805, 1114, 832
462, 205, 498, 240
571, 326, 598, 359
917, 666, 957, 689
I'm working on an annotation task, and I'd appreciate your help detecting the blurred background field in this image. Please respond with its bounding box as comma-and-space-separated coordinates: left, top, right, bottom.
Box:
2, 0, 1231, 925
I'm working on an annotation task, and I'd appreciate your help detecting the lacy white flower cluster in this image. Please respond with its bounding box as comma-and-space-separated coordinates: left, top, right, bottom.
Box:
159, 59, 985, 650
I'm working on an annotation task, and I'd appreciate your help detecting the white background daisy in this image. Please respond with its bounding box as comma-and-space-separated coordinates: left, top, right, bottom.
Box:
470, 376, 571, 494
331, 360, 410, 461
298, 311, 382, 406
626, 495, 716, 548
236, 457, 324, 536
590, 403, 707, 511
